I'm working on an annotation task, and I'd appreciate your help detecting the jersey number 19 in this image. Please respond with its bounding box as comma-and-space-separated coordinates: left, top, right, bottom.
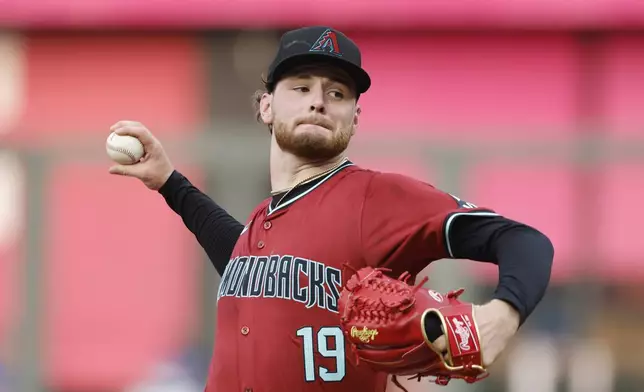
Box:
296, 326, 346, 382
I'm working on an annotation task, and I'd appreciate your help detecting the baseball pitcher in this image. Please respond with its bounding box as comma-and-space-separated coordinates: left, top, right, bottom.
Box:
108, 26, 554, 392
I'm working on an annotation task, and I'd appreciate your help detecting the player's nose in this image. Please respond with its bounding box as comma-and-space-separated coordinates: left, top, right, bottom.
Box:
308, 87, 326, 114
309, 102, 326, 114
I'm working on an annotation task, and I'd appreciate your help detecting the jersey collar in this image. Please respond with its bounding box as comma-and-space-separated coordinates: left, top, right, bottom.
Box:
267, 158, 353, 216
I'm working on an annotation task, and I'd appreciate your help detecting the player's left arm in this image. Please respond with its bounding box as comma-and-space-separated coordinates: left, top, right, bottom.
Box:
431, 209, 554, 366
360, 171, 554, 367
447, 212, 554, 326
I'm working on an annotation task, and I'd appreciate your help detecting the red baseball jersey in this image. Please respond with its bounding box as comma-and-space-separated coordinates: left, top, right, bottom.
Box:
205, 162, 495, 392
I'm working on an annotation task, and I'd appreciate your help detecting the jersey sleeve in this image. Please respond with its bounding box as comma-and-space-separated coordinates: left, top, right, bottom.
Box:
359, 171, 498, 277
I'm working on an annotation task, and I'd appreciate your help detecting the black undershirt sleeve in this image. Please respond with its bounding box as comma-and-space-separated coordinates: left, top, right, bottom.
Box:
158, 170, 244, 276
449, 215, 554, 325
424, 215, 554, 342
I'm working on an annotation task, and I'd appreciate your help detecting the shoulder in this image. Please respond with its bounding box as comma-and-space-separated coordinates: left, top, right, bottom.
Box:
349, 165, 489, 215
349, 166, 450, 200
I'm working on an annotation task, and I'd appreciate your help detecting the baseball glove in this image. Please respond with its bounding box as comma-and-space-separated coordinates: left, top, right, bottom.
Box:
338, 266, 488, 390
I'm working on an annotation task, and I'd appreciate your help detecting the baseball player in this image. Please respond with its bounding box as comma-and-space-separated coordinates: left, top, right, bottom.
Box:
108, 26, 554, 392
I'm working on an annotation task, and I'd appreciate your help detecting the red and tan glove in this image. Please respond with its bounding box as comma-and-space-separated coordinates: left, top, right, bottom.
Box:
338, 266, 489, 390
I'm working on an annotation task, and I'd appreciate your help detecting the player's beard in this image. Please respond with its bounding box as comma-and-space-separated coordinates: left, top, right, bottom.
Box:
273, 120, 353, 160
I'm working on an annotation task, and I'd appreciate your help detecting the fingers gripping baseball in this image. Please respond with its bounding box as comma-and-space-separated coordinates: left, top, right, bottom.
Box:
107, 121, 175, 190
110, 121, 157, 149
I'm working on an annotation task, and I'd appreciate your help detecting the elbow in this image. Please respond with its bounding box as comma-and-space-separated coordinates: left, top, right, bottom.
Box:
537, 230, 555, 268
533, 229, 555, 291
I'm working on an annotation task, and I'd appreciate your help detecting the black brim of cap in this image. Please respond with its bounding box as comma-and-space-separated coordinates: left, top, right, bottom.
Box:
269, 53, 371, 95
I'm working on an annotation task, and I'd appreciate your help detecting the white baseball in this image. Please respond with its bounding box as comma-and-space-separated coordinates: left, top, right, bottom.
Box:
106, 132, 145, 165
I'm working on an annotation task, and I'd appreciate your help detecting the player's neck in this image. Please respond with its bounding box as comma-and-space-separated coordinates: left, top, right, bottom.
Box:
269, 140, 346, 194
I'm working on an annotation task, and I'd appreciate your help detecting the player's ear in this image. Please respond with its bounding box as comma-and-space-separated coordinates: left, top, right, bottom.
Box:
351, 105, 361, 135
260, 93, 274, 125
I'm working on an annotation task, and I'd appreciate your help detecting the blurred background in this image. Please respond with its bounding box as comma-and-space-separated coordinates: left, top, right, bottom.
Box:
0, 1, 643, 392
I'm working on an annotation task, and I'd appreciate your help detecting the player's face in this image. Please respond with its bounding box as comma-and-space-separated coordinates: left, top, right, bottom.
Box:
261, 65, 360, 160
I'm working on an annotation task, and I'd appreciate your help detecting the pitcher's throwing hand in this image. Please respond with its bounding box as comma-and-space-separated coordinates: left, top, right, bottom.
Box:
107, 121, 174, 191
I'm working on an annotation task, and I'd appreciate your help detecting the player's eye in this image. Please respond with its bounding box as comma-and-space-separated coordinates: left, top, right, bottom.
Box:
294, 86, 310, 93
329, 90, 344, 99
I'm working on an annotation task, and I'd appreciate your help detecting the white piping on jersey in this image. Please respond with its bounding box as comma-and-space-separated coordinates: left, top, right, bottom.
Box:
444, 211, 500, 258
239, 220, 252, 237
267, 160, 354, 216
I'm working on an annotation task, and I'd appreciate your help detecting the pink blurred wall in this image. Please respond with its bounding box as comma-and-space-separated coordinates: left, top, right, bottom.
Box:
0, 4, 643, 389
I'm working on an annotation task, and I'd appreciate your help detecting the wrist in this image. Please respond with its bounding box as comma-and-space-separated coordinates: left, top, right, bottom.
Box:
157, 169, 179, 194
159, 167, 175, 189
488, 299, 520, 328
491, 287, 527, 326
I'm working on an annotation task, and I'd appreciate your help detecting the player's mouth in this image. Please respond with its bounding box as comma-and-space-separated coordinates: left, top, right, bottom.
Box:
298, 118, 333, 131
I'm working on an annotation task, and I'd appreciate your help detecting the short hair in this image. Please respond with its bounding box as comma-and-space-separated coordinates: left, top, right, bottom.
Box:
251, 74, 272, 132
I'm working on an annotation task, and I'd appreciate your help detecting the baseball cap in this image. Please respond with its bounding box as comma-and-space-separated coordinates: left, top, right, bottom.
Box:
265, 26, 371, 95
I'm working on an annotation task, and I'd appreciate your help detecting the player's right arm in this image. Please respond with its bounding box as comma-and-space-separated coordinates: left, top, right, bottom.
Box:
158, 171, 244, 275
107, 121, 244, 275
